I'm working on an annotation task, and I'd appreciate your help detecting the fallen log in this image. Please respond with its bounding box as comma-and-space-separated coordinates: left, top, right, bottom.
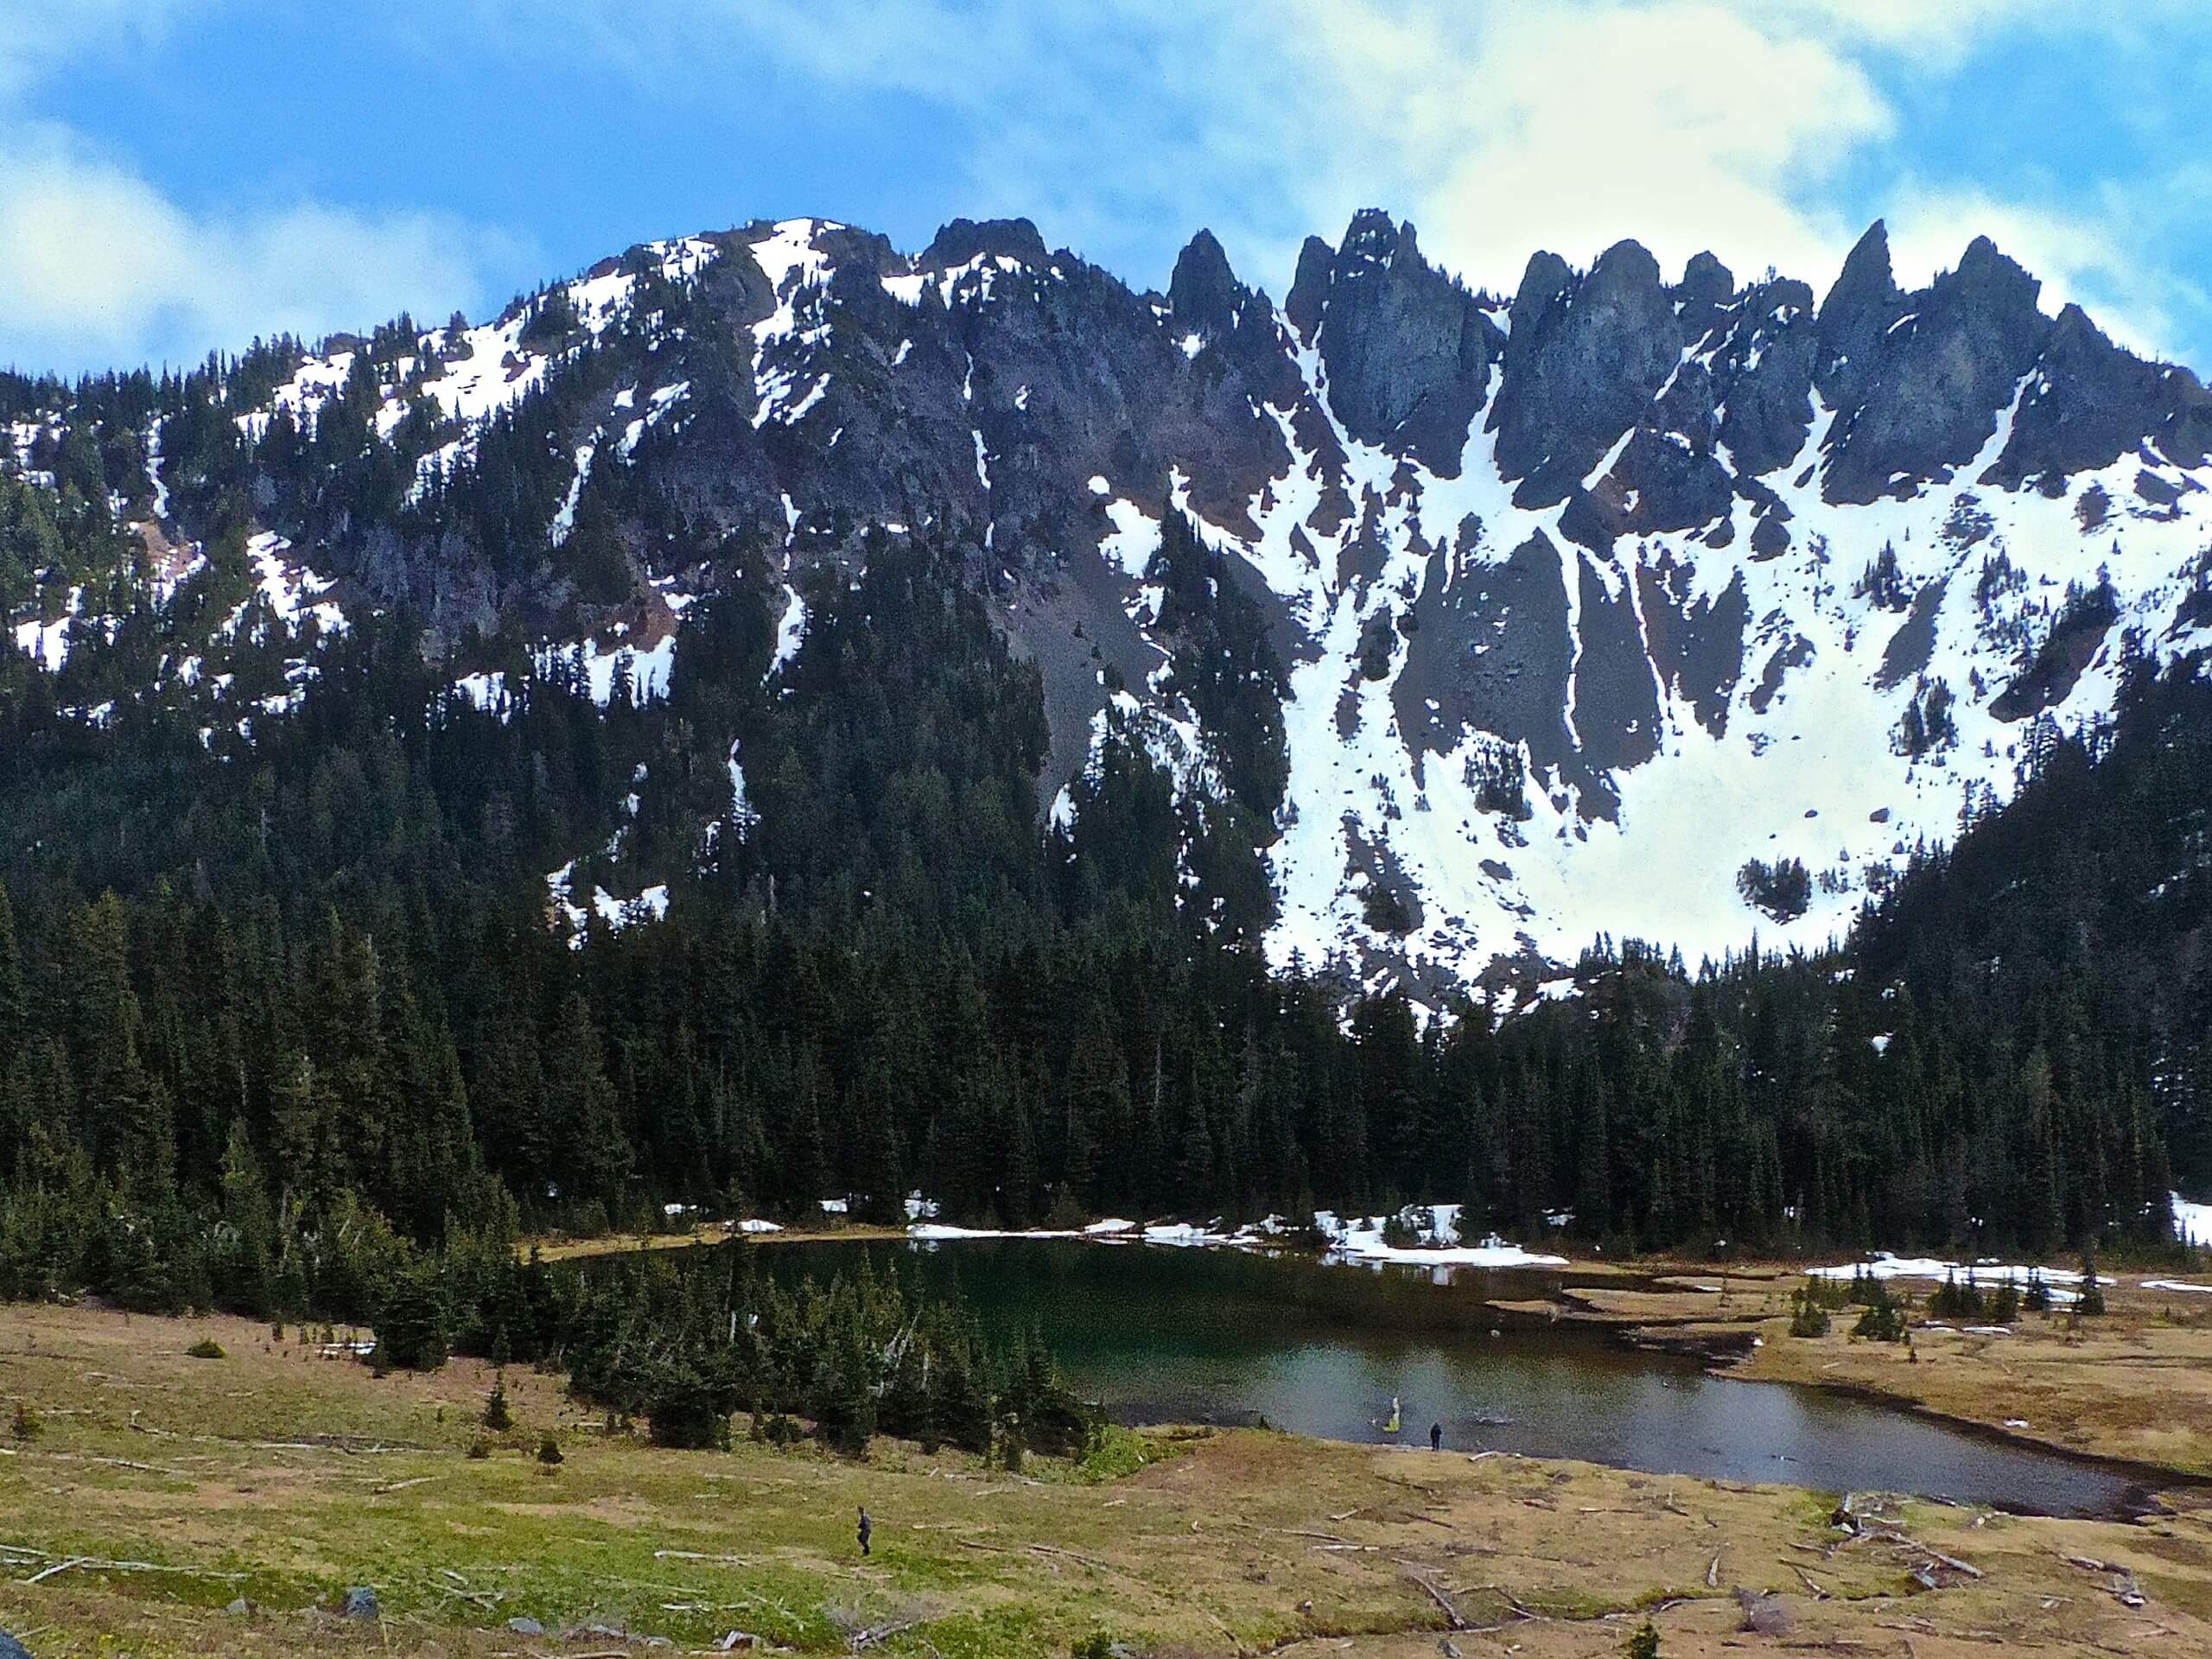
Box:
20, 1554, 247, 1585
1404, 1571, 1467, 1629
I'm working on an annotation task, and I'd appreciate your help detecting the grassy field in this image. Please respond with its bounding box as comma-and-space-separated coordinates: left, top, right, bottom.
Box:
2, 1305, 2210, 1656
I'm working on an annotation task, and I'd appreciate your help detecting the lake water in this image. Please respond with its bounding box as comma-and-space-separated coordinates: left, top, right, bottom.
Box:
741, 1235, 2158, 1519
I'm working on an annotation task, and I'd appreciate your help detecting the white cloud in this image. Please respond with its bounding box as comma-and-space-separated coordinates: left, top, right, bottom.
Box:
1886, 177, 2210, 364
481, 1, 1936, 297
0, 3, 530, 373
1278, 1, 1894, 299
4, 0, 2203, 372
0, 126, 526, 371
0, 0, 199, 98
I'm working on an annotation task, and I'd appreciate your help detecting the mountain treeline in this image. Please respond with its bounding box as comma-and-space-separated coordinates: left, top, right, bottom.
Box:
1, 507, 2206, 1327
4, 302, 2212, 1323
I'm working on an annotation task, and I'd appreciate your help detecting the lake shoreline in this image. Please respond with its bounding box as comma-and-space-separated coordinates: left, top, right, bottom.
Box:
3, 1300, 2211, 1658
524, 1224, 2212, 1496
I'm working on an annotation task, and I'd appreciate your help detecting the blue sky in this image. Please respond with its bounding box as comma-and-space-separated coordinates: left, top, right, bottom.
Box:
3, 1, 2208, 375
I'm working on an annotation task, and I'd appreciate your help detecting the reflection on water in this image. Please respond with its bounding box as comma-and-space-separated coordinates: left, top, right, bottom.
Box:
736, 1236, 2150, 1518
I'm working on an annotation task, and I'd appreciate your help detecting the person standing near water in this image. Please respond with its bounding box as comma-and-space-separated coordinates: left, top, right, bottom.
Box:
857, 1505, 872, 1558
1429, 1422, 1442, 1452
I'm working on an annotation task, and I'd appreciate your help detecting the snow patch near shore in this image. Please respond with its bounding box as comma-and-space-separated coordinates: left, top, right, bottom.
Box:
1318, 1205, 1568, 1268
901, 1204, 1567, 1268
2174, 1192, 2212, 1247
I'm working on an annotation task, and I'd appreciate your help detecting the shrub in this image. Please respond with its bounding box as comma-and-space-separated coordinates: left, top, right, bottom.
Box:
1852, 1289, 1905, 1343
1928, 1272, 1984, 1321
645, 1360, 737, 1450
187, 1338, 226, 1360
1361, 884, 1414, 935
1040, 1186, 1089, 1232
1788, 1285, 1831, 1338
537, 1434, 563, 1465
1625, 1618, 1661, 1658
2077, 1256, 2107, 1317
483, 1378, 513, 1432
10, 1402, 40, 1441
1737, 857, 1811, 923
466, 1437, 493, 1460
1074, 1422, 1152, 1483
372, 1262, 449, 1371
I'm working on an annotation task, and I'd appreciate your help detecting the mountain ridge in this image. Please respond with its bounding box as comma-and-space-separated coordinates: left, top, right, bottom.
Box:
8, 205, 2212, 1000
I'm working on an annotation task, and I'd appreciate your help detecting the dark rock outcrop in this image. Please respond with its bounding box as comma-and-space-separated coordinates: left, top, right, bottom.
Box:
1823, 236, 2051, 505
1674, 250, 1736, 343
1714, 278, 1819, 477
917, 216, 1051, 270
1814, 220, 1906, 415
1989, 304, 2173, 487
1491, 239, 1680, 507
1294, 212, 1503, 476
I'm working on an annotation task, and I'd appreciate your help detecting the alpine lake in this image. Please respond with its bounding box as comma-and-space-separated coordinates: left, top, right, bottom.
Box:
708, 1233, 2164, 1520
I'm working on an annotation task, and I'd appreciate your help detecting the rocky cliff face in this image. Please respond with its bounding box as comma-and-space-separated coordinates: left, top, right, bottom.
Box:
14, 207, 2212, 1000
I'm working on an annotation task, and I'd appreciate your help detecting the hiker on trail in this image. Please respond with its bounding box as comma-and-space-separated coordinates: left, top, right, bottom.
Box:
1429, 1422, 1442, 1452
857, 1506, 872, 1558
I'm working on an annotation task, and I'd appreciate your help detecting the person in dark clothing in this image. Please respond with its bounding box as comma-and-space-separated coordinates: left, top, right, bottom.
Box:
1429, 1422, 1442, 1452
857, 1506, 872, 1557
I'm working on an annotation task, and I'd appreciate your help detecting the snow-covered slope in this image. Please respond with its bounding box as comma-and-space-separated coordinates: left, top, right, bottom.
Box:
11, 210, 2212, 993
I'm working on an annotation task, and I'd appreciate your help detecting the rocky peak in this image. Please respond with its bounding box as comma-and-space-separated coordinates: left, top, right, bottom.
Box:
918, 216, 1052, 272
1674, 250, 1735, 342
1985, 302, 2158, 489
1164, 228, 1301, 413
1506, 250, 1575, 339
752, 219, 899, 279
1822, 234, 2050, 505
1167, 229, 1242, 337
1491, 238, 1677, 506
1296, 212, 1500, 478
1337, 207, 1414, 272
1713, 276, 1819, 478
1285, 235, 1335, 346
1814, 219, 1904, 413
2153, 365, 2212, 470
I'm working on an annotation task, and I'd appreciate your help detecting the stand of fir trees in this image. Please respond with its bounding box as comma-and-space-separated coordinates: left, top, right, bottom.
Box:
368, 1238, 1089, 1461
3, 307, 2211, 1328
